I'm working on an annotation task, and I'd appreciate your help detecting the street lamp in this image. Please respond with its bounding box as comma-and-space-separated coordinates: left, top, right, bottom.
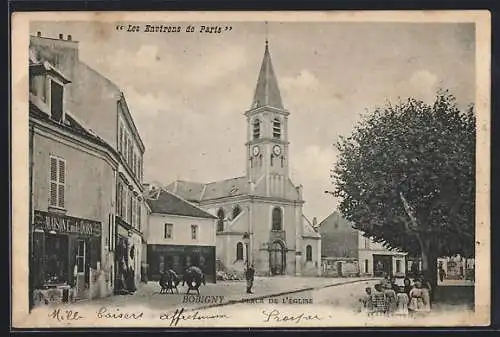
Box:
243, 232, 250, 268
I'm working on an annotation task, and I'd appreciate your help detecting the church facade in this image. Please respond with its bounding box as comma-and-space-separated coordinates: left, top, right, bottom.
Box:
166, 42, 321, 277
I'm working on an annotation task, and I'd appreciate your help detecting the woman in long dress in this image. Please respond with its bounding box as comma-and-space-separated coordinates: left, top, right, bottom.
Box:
395, 285, 409, 316
408, 279, 431, 316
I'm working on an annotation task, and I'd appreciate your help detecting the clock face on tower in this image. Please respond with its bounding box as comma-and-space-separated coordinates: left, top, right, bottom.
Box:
252, 145, 260, 156
273, 145, 282, 156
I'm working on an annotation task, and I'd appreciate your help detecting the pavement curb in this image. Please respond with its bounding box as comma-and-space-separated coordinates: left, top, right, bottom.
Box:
186, 278, 379, 312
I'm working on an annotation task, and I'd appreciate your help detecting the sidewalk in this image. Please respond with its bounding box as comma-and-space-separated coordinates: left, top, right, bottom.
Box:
77, 276, 377, 311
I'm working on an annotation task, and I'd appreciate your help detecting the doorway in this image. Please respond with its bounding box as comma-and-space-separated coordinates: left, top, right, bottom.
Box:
269, 241, 286, 275
373, 254, 393, 277
74, 239, 89, 299
336, 261, 343, 277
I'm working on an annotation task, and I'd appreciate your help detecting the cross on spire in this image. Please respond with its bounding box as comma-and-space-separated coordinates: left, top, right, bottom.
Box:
251, 21, 284, 110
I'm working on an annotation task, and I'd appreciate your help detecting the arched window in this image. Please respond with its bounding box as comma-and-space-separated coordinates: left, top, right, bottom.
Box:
232, 205, 242, 219
272, 207, 283, 231
272, 118, 281, 139
306, 245, 313, 261
236, 242, 244, 261
253, 119, 261, 139
217, 208, 225, 232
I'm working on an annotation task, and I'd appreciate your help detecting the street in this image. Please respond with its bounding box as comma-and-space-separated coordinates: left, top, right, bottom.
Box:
73, 276, 376, 311
27, 276, 477, 328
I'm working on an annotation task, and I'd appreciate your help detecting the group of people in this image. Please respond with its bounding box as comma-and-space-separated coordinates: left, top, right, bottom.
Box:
358, 274, 432, 317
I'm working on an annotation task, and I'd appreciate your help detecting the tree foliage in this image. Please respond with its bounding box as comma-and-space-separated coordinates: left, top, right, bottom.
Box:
332, 91, 475, 261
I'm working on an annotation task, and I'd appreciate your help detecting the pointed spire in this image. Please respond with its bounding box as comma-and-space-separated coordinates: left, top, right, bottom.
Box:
251, 40, 284, 110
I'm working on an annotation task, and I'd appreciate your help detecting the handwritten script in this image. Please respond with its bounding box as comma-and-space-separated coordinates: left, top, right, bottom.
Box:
96, 306, 144, 320
262, 309, 322, 324
160, 307, 229, 327
48, 308, 84, 322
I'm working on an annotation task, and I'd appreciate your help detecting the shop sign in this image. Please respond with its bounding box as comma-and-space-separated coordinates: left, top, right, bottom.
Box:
34, 210, 101, 237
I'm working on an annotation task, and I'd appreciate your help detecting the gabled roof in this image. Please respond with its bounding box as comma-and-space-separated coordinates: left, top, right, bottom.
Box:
250, 41, 284, 110
166, 177, 250, 202
202, 176, 250, 200
318, 211, 355, 233
146, 189, 217, 219
303, 215, 321, 239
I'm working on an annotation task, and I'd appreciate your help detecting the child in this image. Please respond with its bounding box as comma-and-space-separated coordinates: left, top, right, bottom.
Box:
371, 283, 386, 316
395, 285, 409, 316
384, 282, 397, 315
358, 287, 373, 314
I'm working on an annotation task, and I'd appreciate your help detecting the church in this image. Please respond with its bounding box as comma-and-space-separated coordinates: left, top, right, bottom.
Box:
166, 41, 321, 277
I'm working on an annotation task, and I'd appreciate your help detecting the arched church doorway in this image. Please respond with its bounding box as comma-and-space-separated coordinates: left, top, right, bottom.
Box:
269, 240, 286, 275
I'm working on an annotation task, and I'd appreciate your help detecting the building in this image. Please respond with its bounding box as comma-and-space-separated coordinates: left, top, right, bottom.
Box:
166, 41, 321, 277
29, 54, 118, 306
318, 211, 407, 277
144, 187, 218, 282
29, 32, 147, 295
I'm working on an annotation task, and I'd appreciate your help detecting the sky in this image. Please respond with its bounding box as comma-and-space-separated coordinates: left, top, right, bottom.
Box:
30, 21, 476, 222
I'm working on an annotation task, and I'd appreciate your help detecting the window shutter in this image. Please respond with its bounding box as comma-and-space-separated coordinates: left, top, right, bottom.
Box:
49, 157, 58, 206
132, 198, 136, 228
50, 183, 57, 206
50, 157, 57, 181
58, 185, 65, 208
138, 202, 141, 231
58, 160, 65, 208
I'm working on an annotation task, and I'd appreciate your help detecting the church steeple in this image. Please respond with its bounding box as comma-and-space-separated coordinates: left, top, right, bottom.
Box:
251, 41, 284, 110
245, 37, 290, 187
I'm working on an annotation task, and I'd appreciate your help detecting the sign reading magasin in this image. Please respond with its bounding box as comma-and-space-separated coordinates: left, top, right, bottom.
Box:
33, 210, 101, 237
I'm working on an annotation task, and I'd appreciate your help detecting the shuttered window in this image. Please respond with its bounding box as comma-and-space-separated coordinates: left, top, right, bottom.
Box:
132, 198, 136, 228
116, 182, 122, 217
118, 125, 123, 153
137, 202, 141, 231
49, 156, 66, 208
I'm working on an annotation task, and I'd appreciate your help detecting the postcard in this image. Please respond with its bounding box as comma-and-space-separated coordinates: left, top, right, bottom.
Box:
11, 10, 490, 328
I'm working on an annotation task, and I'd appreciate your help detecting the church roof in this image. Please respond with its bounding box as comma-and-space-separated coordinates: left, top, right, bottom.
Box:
145, 188, 217, 219
166, 177, 250, 202
251, 41, 285, 110
203, 176, 250, 200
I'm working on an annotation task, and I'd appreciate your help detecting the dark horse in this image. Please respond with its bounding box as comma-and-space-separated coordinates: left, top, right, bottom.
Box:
182, 266, 206, 295
159, 269, 181, 294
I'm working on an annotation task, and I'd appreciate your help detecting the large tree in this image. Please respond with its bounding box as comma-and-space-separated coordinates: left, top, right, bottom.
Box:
332, 91, 475, 287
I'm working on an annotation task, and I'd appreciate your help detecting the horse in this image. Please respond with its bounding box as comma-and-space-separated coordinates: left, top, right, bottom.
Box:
159, 269, 181, 294
182, 266, 206, 295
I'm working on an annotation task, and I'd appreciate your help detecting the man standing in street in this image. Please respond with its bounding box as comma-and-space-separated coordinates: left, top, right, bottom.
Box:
245, 264, 255, 294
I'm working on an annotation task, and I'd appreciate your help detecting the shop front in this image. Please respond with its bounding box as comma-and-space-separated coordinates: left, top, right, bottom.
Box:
31, 210, 102, 306
147, 244, 216, 283
114, 217, 142, 294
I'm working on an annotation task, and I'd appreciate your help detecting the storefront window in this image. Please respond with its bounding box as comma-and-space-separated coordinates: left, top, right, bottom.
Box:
44, 234, 69, 284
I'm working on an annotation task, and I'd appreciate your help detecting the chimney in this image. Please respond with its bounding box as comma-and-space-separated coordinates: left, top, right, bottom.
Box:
313, 217, 317, 227
67, 35, 72, 41
37, 31, 41, 37
59, 33, 63, 39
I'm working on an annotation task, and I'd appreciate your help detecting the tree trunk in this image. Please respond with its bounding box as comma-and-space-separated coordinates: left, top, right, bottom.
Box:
418, 235, 438, 305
